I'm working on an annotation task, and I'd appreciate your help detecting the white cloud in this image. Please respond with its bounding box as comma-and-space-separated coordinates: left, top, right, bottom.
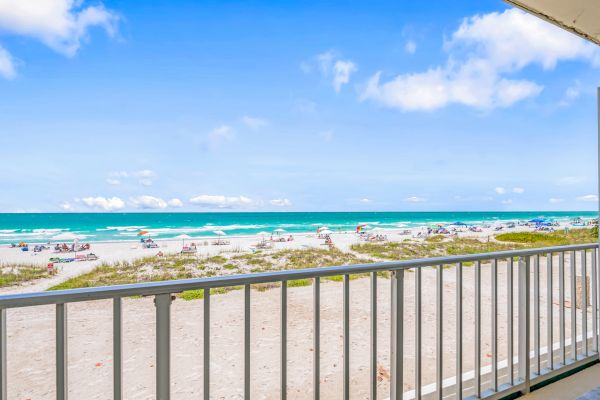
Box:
139, 178, 153, 187
314, 51, 357, 92
60, 201, 73, 211
361, 9, 600, 111
109, 171, 128, 178
405, 196, 426, 203
512, 187, 525, 194
80, 196, 125, 211
0, 0, 119, 57
129, 195, 167, 210
560, 83, 581, 106
549, 198, 564, 204
189, 194, 253, 208
269, 198, 292, 207
332, 60, 357, 92
494, 187, 506, 194
404, 40, 417, 54
207, 125, 234, 150
106, 178, 120, 185
133, 169, 155, 178
168, 198, 183, 208
576, 194, 598, 202
241, 116, 269, 130
359, 198, 371, 204
0, 45, 15, 79
501, 199, 513, 205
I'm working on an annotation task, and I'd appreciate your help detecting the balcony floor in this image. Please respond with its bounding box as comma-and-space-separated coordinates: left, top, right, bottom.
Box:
522, 363, 600, 400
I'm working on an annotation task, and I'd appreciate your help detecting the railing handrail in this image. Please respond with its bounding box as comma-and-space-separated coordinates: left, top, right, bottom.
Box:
0, 242, 596, 309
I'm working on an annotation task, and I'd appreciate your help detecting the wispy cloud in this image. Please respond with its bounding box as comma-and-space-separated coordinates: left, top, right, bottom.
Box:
189, 194, 253, 208
207, 125, 234, 150
404, 40, 417, 54
269, 198, 292, 207
512, 187, 525, 194
549, 198, 564, 204
576, 194, 598, 202
405, 196, 426, 203
129, 195, 167, 209
310, 50, 357, 92
241, 116, 269, 130
494, 187, 506, 194
0, 45, 15, 79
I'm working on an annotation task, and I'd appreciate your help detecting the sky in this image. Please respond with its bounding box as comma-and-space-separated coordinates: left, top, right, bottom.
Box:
0, 0, 599, 213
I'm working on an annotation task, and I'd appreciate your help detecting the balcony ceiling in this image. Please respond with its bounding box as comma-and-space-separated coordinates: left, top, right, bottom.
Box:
504, 0, 600, 46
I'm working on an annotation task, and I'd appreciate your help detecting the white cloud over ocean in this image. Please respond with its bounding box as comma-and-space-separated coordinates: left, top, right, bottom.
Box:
190, 194, 253, 208
361, 9, 600, 111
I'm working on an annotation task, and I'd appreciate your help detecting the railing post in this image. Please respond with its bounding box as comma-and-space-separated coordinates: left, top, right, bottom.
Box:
56, 303, 68, 400
518, 257, 531, 394
113, 298, 123, 400
155, 294, 172, 400
0, 309, 6, 400
390, 270, 404, 400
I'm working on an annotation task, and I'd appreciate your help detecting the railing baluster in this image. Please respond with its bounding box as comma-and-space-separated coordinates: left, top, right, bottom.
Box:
281, 281, 287, 400
474, 261, 481, 397
244, 285, 251, 399
113, 298, 123, 400
592, 249, 598, 353
56, 303, 68, 400
570, 251, 577, 361
534, 255, 540, 375
415, 268, 422, 399
559, 252, 566, 365
508, 257, 514, 385
391, 270, 404, 400
492, 259, 498, 392
518, 256, 531, 394
343, 275, 350, 400
0, 309, 6, 400
155, 294, 171, 400
436, 265, 443, 400
313, 277, 320, 400
547, 253, 553, 370
203, 288, 210, 400
581, 251, 588, 356
456, 263, 462, 399
370, 272, 377, 400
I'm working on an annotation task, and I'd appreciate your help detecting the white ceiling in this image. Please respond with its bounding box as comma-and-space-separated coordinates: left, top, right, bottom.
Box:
505, 0, 600, 46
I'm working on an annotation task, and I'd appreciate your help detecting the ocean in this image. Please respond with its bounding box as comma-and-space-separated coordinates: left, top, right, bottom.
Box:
0, 211, 596, 245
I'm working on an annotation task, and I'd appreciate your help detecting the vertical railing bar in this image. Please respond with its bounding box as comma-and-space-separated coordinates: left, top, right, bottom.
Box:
547, 253, 553, 370
314, 277, 320, 400
244, 284, 251, 400
518, 256, 531, 394
415, 268, 422, 399
582, 251, 588, 356
592, 249, 598, 353
56, 303, 68, 400
370, 272, 377, 400
436, 265, 443, 400
492, 259, 498, 392
343, 274, 350, 400
474, 260, 481, 397
570, 251, 577, 361
391, 270, 404, 400
0, 309, 5, 400
534, 254, 540, 375
281, 281, 287, 400
456, 263, 463, 399
113, 297, 123, 400
559, 252, 566, 366
508, 257, 514, 386
155, 294, 171, 400
203, 288, 210, 400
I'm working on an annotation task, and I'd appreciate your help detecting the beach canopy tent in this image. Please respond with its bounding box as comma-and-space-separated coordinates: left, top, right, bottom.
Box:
504, 1, 600, 45
52, 232, 82, 241
451, 221, 468, 226
529, 218, 547, 223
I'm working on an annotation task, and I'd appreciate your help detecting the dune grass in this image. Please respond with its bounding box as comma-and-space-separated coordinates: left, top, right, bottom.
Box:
495, 228, 596, 247
0, 263, 48, 287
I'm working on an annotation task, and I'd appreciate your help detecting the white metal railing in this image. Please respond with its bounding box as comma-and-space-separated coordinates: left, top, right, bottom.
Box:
0, 243, 598, 399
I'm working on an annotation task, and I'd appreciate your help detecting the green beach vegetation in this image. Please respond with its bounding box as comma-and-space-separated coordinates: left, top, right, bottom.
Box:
2, 228, 594, 297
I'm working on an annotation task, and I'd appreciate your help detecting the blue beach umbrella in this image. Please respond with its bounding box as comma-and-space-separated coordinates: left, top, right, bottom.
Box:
529, 218, 546, 224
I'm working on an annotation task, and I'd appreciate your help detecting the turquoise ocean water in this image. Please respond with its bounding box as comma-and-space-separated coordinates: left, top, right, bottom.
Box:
0, 211, 596, 245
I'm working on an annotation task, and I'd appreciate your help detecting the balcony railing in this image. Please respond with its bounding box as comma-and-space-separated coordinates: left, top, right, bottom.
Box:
0, 243, 598, 399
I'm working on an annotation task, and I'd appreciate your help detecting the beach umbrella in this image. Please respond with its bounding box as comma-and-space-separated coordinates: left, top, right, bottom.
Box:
317, 226, 329, 232
174, 234, 191, 246
213, 230, 226, 236
452, 221, 468, 226
273, 228, 286, 235
256, 231, 270, 239
529, 218, 547, 224
137, 230, 150, 236
319, 229, 333, 235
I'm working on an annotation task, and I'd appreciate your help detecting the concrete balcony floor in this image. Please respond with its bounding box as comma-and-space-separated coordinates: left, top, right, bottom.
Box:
522, 364, 600, 400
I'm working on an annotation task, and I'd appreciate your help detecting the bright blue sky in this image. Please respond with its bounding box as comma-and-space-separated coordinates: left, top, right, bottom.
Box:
0, 0, 598, 212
